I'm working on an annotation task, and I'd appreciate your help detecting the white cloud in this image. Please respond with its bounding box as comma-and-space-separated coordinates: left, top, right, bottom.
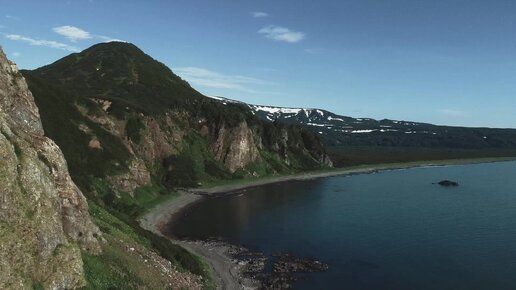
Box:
258, 25, 305, 43
175, 67, 271, 92
11, 52, 20, 57
251, 11, 269, 18
5, 34, 79, 52
53, 25, 91, 42
5, 15, 20, 21
438, 109, 466, 117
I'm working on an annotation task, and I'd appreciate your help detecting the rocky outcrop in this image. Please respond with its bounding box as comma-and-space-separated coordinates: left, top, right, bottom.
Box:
23, 42, 332, 195
210, 121, 261, 172
108, 157, 151, 194
0, 48, 101, 289
438, 180, 459, 187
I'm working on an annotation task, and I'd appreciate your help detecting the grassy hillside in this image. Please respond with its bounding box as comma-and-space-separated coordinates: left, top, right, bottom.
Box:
21, 42, 332, 288
24, 72, 132, 190
24, 42, 330, 188
33, 42, 204, 115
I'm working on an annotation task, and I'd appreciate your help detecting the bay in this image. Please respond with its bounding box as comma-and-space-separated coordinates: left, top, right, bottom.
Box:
168, 161, 516, 289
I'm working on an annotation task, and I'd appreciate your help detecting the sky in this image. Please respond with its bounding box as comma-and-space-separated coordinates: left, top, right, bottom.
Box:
1, 0, 516, 128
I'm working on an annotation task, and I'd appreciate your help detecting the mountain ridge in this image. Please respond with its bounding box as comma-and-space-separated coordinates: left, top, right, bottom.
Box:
23, 41, 332, 196
208, 96, 516, 149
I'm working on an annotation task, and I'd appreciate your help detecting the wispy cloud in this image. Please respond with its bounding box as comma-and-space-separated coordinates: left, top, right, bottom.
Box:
258, 25, 305, 43
438, 109, 466, 117
11, 52, 20, 57
5, 15, 20, 21
304, 48, 323, 54
4, 34, 79, 52
53, 25, 91, 42
251, 11, 269, 18
175, 67, 271, 93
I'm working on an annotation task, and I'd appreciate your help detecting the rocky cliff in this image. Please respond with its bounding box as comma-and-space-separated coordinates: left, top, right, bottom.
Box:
207, 121, 261, 172
0, 48, 101, 289
22, 42, 332, 197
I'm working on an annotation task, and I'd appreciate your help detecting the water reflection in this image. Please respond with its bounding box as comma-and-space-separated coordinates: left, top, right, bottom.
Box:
167, 162, 516, 289
168, 179, 327, 241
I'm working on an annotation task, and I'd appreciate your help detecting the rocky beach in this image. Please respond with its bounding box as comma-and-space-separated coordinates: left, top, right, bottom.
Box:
139, 157, 516, 289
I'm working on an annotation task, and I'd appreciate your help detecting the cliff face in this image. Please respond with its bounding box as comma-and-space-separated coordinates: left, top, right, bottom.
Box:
0, 48, 101, 289
209, 121, 261, 172
22, 42, 331, 197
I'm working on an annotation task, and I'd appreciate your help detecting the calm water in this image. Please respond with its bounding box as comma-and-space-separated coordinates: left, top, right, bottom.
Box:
168, 162, 516, 290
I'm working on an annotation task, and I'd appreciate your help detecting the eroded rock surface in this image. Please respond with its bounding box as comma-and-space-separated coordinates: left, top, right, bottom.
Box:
211, 121, 261, 172
0, 48, 101, 289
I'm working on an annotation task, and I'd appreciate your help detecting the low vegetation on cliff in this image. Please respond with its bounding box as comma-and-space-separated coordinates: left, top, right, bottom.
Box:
7, 42, 332, 289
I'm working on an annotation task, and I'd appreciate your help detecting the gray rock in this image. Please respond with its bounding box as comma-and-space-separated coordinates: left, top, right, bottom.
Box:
0, 47, 101, 289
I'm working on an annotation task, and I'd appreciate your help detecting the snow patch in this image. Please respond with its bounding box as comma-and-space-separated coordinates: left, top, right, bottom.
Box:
252, 105, 303, 115
327, 116, 344, 122
307, 123, 329, 127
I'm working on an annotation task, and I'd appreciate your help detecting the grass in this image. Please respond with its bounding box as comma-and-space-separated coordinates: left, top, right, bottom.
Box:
82, 249, 130, 290
85, 202, 213, 289
89, 202, 150, 246
134, 184, 180, 215
23, 72, 132, 191
190, 155, 516, 191
89, 183, 211, 275
92, 178, 181, 218
81, 155, 516, 290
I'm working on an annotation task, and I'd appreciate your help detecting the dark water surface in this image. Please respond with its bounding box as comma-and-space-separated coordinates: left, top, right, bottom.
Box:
168, 162, 516, 289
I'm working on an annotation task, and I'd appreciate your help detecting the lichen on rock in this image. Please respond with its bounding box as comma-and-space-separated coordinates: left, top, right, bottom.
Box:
0, 47, 101, 289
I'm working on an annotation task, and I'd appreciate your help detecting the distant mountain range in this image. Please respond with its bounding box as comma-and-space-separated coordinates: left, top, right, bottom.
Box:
210, 96, 516, 149
3, 41, 516, 289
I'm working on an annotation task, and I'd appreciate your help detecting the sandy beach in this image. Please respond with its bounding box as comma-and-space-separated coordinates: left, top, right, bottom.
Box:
138, 157, 516, 290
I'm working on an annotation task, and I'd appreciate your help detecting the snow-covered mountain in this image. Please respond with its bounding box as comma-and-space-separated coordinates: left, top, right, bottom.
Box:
209, 96, 516, 149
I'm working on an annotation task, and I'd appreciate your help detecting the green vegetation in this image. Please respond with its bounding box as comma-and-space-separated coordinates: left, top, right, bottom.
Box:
84, 202, 212, 289
327, 146, 516, 167
23, 72, 131, 191
23, 42, 328, 191
125, 114, 145, 143
82, 250, 129, 290
13, 142, 22, 158
52, 244, 64, 257
162, 132, 234, 188
20, 42, 332, 290
33, 42, 205, 115
133, 183, 180, 214
90, 178, 178, 218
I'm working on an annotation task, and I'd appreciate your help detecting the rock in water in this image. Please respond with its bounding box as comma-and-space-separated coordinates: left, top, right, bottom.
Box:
438, 180, 459, 187
0, 47, 101, 289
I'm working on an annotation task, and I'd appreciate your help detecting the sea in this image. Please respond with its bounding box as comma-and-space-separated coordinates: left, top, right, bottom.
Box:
168, 161, 516, 289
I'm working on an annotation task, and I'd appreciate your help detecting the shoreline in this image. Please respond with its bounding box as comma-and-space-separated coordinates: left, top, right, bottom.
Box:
192, 156, 516, 197
139, 156, 516, 289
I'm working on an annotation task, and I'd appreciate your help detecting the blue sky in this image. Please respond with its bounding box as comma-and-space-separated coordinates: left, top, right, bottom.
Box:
1, 0, 516, 128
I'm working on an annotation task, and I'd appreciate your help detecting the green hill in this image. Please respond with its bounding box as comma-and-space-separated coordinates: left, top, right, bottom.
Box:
23, 41, 331, 213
